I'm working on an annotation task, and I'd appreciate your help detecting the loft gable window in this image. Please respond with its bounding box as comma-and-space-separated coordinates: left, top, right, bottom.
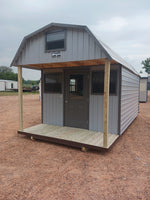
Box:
45, 31, 65, 51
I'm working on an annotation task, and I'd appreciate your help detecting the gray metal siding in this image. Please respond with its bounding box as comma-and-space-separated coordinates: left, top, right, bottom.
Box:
17, 28, 106, 65
89, 64, 120, 134
43, 93, 63, 126
139, 78, 148, 102
89, 95, 119, 134
120, 67, 139, 134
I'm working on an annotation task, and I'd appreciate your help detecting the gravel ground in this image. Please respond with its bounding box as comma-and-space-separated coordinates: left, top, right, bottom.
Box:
0, 93, 150, 200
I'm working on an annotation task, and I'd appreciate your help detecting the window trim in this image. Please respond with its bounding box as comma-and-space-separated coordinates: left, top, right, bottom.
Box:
45, 30, 66, 52
69, 74, 84, 97
44, 72, 63, 94
91, 70, 118, 96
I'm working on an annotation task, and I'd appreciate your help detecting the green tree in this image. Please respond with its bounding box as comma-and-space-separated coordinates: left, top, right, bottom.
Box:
23, 79, 40, 85
139, 70, 143, 74
0, 66, 13, 73
141, 58, 150, 74
0, 66, 18, 81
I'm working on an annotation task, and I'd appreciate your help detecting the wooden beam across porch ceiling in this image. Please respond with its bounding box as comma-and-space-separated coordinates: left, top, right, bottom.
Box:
22, 58, 117, 69
103, 59, 110, 148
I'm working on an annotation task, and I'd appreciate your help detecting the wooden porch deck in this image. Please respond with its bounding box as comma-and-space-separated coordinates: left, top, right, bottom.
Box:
18, 124, 119, 150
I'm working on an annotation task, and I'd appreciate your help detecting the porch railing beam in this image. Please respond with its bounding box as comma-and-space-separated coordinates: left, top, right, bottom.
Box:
18, 66, 23, 131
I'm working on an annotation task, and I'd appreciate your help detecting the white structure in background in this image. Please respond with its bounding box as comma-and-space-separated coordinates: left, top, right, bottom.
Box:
0, 80, 18, 91
39, 79, 41, 101
139, 74, 148, 103
148, 75, 150, 90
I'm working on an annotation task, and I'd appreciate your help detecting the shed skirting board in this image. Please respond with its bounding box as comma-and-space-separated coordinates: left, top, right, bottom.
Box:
120, 67, 139, 134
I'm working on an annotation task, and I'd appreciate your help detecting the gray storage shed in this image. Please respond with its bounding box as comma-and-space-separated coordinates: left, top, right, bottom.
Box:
11, 23, 140, 150
139, 77, 148, 102
148, 75, 150, 90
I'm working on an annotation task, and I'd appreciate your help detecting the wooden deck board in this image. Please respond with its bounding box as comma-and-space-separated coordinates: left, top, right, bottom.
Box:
21, 124, 119, 150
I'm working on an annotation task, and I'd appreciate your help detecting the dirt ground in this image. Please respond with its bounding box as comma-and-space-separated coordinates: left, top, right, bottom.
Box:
0, 93, 150, 200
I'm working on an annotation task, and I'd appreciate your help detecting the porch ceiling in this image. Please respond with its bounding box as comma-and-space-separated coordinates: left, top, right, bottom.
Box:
20, 58, 118, 70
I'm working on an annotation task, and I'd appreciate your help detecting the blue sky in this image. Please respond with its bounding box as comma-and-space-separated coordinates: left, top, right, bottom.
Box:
0, 0, 150, 79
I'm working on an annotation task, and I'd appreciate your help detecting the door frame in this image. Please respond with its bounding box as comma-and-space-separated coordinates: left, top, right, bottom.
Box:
63, 68, 90, 129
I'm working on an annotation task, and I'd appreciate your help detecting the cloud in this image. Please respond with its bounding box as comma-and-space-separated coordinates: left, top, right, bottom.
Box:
90, 11, 150, 72
94, 17, 128, 32
91, 12, 150, 41
0, 0, 150, 78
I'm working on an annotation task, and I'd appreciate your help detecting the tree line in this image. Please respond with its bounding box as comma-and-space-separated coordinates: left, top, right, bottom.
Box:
141, 58, 150, 74
0, 66, 18, 81
0, 66, 40, 85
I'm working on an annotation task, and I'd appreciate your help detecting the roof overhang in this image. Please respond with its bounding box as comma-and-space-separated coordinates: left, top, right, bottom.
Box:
15, 58, 118, 70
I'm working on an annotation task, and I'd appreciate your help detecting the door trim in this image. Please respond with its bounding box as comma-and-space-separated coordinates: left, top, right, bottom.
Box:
63, 69, 89, 129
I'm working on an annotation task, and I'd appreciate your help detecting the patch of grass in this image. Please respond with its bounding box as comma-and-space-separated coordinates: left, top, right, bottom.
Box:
23, 84, 32, 88
0, 91, 39, 96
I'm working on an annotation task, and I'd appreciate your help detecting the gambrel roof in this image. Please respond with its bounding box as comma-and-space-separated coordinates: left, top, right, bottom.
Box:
11, 22, 138, 75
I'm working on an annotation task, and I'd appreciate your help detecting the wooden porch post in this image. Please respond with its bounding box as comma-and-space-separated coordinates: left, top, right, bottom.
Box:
103, 59, 110, 148
18, 66, 23, 131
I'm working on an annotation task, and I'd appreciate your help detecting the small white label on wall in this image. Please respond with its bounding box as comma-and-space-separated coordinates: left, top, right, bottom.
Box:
51, 51, 61, 58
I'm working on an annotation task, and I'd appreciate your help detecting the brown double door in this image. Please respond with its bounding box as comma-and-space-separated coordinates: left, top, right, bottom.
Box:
64, 70, 89, 129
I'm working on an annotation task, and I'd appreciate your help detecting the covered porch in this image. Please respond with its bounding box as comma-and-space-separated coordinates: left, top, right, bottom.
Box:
17, 58, 118, 150
18, 124, 119, 150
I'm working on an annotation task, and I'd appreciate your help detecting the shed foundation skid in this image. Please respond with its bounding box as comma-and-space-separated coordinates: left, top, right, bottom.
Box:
18, 124, 119, 150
